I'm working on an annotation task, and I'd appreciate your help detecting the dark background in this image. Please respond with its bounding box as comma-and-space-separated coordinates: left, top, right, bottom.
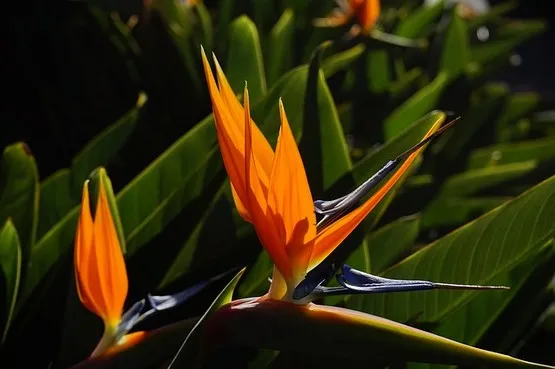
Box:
4, 0, 555, 179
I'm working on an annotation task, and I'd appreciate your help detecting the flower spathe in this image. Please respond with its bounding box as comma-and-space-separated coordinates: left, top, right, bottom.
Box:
201, 48, 447, 303
75, 180, 128, 339
74, 174, 227, 358
313, 0, 381, 36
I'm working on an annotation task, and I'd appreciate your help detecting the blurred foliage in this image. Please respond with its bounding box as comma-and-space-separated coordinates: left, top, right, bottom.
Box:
2, 0, 555, 368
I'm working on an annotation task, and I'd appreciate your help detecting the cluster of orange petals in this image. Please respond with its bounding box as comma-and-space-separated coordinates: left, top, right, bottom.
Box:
201, 47, 438, 300
314, 0, 381, 34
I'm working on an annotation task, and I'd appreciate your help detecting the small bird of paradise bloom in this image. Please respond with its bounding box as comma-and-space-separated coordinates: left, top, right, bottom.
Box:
200, 47, 508, 305
74, 174, 226, 358
314, 0, 381, 36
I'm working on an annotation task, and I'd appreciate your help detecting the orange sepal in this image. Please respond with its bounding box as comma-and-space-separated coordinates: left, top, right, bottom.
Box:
309, 120, 443, 268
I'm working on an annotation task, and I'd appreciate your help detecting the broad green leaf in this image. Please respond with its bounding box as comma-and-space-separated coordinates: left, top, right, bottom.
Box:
71, 93, 147, 194
356, 172, 555, 333
37, 169, 73, 239
266, 9, 295, 86
22, 115, 218, 305
422, 197, 510, 229
322, 44, 365, 78
438, 161, 537, 197
350, 111, 447, 231
300, 42, 352, 196
467, 137, 555, 169
439, 9, 469, 81
384, 73, 448, 140
471, 20, 546, 65
367, 49, 391, 94
69, 318, 199, 369
205, 299, 554, 368
430, 241, 555, 357
225, 15, 267, 100
395, 0, 443, 38
0, 220, 21, 343
37, 92, 147, 239
0, 143, 38, 272
366, 215, 421, 274
165, 268, 246, 369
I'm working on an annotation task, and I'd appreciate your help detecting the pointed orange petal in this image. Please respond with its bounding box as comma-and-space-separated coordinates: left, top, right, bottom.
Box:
310, 121, 442, 268
212, 54, 274, 183
202, 49, 250, 213
243, 87, 292, 281
91, 180, 128, 326
230, 183, 252, 223
75, 181, 103, 316
358, 0, 380, 31
313, 8, 352, 28
267, 99, 316, 282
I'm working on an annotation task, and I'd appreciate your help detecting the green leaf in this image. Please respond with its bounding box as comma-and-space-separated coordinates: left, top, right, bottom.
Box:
225, 15, 267, 100
37, 93, 146, 239
467, 137, 555, 169
366, 215, 421, 275
37, 170, 73, 240
438, 161, 537, 197
422, 197, 510, 229
88, 167, 127, 253
266, 9, 295, 86
0, 220, 21, 343
384, 73, 449, 140
429, 241, 555, 358
0, 143, 39, 273
300, 42, 352, 196
355, 172, 555, 335
471, 20, 547, 65
395, 0, 443, 38
351, 111, 448, 230
205, 299, 554, 368
166, 268, 246, 369
322, 44, 365, 78
439, 9, 470, 81
71, 92, 147, 194
366, 49, 391, 94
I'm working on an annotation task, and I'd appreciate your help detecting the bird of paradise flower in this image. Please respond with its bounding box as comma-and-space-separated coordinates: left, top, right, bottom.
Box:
170, 48, 555, 369
73, 171, 227, 358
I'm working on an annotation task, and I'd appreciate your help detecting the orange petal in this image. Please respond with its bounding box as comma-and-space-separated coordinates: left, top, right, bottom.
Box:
358, 0, 380, 31
242, 87, 292, 281
267, 99, 316, 282
310, 120, 442, 268
75, 181, 102, 316
212, 55, 274, 179
201, 49, 273, 223
313, 8, 352, 28
92, 180, 128, 326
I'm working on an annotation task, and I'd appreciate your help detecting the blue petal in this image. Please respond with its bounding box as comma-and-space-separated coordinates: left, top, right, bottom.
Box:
337, 264, 509, 293
314, 118, 459, 231
293, 263, 338, 300
116, 299, 146, 340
